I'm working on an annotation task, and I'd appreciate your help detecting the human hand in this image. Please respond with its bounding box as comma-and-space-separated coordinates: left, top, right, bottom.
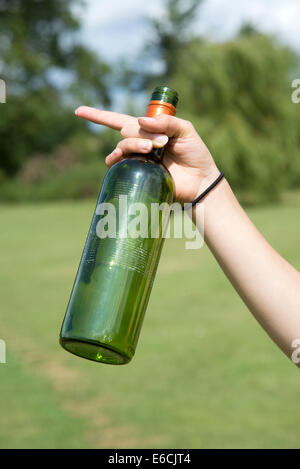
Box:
75, 106, 220, 203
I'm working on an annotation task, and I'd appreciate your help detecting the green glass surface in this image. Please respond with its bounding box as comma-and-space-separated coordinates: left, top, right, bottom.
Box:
150, 86, 178, 107
60, 157, 175, 364
60, 86, 178, 365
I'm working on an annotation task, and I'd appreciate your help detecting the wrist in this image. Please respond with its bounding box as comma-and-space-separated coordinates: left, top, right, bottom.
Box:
192, 171, 229, 225
192, 165, 223, 202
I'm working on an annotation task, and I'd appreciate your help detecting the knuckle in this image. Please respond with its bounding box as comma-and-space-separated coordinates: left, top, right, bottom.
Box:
117, 138, 136, 151
120, 127, 127, 138
181, 119, 195, 135
183, 119, 194, 130
121, 123, 140, 138
120, 125, 131, 138
116, 139, 124, 149
156, 113, 170, 124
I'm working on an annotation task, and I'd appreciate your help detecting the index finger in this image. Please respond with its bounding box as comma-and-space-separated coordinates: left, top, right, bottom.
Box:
75, 106, 136, 131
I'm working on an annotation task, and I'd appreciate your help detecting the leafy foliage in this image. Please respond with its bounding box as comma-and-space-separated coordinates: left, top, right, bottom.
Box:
0, 0, 110, 176
137, 1, 300, 202
1, 0, 300, 203
172, 34, 300, 201
150, 0, 202, 80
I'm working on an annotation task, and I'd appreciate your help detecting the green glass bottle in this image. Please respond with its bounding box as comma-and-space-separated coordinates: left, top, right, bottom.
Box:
60, 86, 178, 364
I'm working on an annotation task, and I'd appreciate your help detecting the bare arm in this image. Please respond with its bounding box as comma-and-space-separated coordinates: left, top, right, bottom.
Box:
193, 178, 300, 363
75, 106, 300, 366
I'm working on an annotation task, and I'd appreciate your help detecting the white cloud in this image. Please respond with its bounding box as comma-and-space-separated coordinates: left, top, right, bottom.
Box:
78, 0, 161, 60
82, 0, 162, 25
197, 0, 300, 50
78, 0, 300, 61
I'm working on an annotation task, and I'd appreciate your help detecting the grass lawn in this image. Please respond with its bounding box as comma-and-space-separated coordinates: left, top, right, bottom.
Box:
0, 196, 300, 448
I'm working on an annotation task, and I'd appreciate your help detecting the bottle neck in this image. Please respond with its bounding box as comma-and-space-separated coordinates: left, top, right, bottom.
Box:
144, 100, 176, 165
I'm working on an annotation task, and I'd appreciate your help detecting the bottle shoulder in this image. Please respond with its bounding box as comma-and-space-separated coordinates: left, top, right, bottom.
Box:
106, 157, 173, 183
102, 157, 174, 201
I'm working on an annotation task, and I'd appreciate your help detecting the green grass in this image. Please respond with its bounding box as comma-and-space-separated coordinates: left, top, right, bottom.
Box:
0, 196, 300, 448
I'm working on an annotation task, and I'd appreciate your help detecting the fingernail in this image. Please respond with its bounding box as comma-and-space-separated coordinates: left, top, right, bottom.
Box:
139, 140, 152, 151
74, 109, 78, 115
153, 135, 168, 146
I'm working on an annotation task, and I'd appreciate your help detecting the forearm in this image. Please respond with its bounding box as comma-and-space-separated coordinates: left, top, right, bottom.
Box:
193, 178, 300, 363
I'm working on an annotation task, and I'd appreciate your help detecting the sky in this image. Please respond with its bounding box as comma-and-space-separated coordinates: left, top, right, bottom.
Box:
79, 0, 300, 62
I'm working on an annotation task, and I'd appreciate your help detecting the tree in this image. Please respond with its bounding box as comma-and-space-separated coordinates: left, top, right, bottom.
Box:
126, 0, 203, 92
172, 33, 300, 201
0, 0, 111, 175
133, 1, 300, 202
150, 0, 202, 81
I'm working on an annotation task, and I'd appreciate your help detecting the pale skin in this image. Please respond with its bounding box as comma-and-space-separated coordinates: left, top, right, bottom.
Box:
75, 105, 300, 367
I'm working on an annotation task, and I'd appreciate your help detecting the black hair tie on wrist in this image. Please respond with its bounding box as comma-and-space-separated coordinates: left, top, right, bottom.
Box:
185, 171, 225, 209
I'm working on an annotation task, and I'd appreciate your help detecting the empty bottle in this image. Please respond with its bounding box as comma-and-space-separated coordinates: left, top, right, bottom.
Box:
60, 86, 178, 364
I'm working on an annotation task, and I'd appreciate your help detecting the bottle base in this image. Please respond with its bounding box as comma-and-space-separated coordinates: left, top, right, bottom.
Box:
60, 337, 131, 365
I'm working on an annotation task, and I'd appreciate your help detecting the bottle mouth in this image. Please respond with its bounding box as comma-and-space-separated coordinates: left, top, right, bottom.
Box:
150, 86, 178, 107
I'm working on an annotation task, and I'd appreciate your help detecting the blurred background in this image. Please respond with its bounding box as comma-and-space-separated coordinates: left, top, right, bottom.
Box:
1, 0, 300, 448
